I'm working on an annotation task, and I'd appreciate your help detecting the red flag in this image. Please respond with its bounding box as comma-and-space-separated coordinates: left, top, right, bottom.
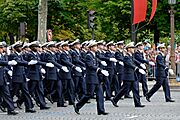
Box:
133, 0, 147, 24
148, 0, 157, 23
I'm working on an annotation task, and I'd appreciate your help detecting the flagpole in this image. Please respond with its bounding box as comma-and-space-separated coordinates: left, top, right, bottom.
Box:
131, 0, 137, 43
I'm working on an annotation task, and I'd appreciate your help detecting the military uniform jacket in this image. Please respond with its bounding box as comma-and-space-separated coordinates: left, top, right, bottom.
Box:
115, 49, 124, 74
155, 52, 168, 78
59, 51, 74, 80
134, 50, 149, 68
9, 52, 29, 83
123, 53, 138, 81
96, 50, 109, 69
104, 50, 116, 73
85, 52, 101, 84
71, 49, 85, 77
0, 54, 9, 86
43, 51, 62, 80
26, 51, 47, 81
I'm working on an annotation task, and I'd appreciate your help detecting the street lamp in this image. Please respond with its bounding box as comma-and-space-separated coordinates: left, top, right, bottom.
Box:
168, 0, 176, 73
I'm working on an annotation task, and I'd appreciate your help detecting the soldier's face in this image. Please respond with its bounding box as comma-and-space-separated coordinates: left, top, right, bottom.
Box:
128, 48, 135, 53
118, 44, 124, 49
0, 47, 3, 53
75, 44, 81, 49
138, 45, 144, 50
98, 44, 103, 50
91, 45, 97, 52
63, 45, 70, 51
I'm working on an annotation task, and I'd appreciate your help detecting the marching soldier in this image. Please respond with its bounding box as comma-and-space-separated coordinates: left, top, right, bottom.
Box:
146, 43, 175, 102
70, 39, 87, 100
9, 41, 36, 113
0, 42, 18, 115
105, 41, 119, 96
115, 41, 125, 91
73, 41, 109, 115
55, 41, 67, 107
134, 42, 155, 96
43, 41, 69, 106
96, 40, 111, 100
111, 42, 146, 107
59, 41, 81, 105
25, 41, 51, 110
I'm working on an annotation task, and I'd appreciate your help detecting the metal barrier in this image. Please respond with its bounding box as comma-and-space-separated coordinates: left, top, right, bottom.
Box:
176, 62, 180, 82
147, 65, 156, 81
147, 63, 180, 81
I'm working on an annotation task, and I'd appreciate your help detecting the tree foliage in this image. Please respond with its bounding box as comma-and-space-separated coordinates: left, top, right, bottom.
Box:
0, 0, 179, 44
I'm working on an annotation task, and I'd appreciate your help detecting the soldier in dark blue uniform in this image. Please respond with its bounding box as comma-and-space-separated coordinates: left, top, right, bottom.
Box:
55, 41, 69, 107
9, 41, 36, 113
59, 41, 81, 105
146, 44, 175, 102
0, 42, 18, 115
73, 41, 109, 115
96, 40, 111, 100
105, 41, 119, 96
43, 42, 68, 105
25, 41, 51, 110
115, 41, 125, 91
134, 42, 155, 96
111, 42, 145, 107
70, 39, 87, 100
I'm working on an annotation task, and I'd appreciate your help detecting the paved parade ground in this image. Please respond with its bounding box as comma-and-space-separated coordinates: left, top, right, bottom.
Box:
1, 84, 180, 120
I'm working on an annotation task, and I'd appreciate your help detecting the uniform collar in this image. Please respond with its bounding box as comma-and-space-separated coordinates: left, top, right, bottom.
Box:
90, 51, 96, 57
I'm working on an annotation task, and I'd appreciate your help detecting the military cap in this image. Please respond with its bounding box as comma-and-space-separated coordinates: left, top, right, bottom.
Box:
135, 42, 143, 47
125, 42, 135, 48
106, 41, 115, 46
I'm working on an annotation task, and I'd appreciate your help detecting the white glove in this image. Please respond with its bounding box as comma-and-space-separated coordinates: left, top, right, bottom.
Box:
139, 69, 146, 75
75, 66, 82, 73
109, 58, 118, 62
140, 63, 146, 69
46, 63, 54, 68
8, 70, 13, 76
26, 78, 30, 82
28, 60, 38, 65
165, 67, 169, 70
82, 67, 86, 70
8, 60, 17, 65
41, 68, 46, 74
101, 70, 109, 76
119, 61, 124, 66
168, 69, 174, 75
149, 61, 155, 66
101, 61, 107, 66
62, 66, 69, 72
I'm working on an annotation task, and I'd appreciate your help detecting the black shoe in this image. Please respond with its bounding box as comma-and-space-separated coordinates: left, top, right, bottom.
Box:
166, 99, 175, 102
124, 95, 132, 99
135, 104, 145, 107
25, 108, 36, 113
120, 98, 124, 100
16, 101, 22, 109
105, 98, 111, 101
98, 112, 109, 115
0, 105, 7, 112
8, 110, 18, 115
145, 95, 151, 102
110, 99, 119, 107
40, 106, 51, 110
57, 104, 67, 107
69, 102, 74, 105
73, 104, 80, 115
46, 95, 54, 104
86, 101, 91, 103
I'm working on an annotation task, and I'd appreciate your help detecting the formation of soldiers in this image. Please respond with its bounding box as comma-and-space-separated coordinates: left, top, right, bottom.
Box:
0, 39, 175, 115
